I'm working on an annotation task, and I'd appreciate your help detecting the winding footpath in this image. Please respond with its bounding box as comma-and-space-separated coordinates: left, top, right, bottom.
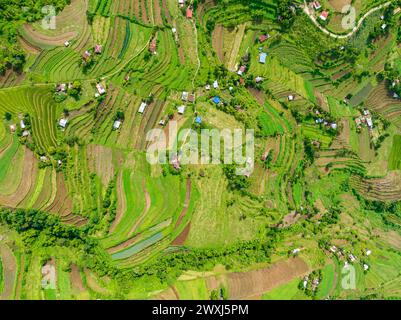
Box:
302, 0, 392, 39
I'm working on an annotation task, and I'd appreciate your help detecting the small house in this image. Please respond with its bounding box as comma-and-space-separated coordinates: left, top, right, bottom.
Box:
22, 130, 30, 137
365, 249, 372, 256
292, 248, 301, 254
259, 34, 270, 43
172, 157, 181, 170
57, 83, 67, 92
330, 123, 338, 130
312, 1, 321, 10
64, 41, 70, 47
315, 118, 324, 124
319, 11, 329, 21
188, 93, 196, 103
172, 28, 177, 33
381, 24, 387, 30
312, 140, 321, 149
288, 95, 294, 101
259, 52, 267, 64
182, 91, 188, 101
113, 120, 121, 130
213, 80, 219, 89
213, 96, 221, 104
195, 116, 202, 124
40, 156, 48, 162
149, 38, 157, 54
349, 254, 356, 262
59, 119, 68, 128
177, 105, 186, 115
20, 120, 26, 129
363, 264, 369, 271
159, 119, 166, 126
366, 117, 373, 129
186, 7, 193, 19
255, 76, 264, 83
178, 0, 185, 7
96, 83, 106, 95
138, 102, 147, 114
205, 84, 211, 90
82, 50, 91, 61
237, 65, 246, 76
94, 44, 103, 54
9, 124, 16, 133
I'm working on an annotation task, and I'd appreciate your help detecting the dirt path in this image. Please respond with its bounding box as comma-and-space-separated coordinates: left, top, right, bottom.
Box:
0, 244, 17, 300
302, 0, 391, 39
206, 257, 310, 299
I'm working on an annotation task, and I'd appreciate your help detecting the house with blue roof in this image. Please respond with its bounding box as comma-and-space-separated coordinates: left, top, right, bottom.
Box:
195, 116, 202, 124
259, 52, 267, 64
213, 96, 221, 104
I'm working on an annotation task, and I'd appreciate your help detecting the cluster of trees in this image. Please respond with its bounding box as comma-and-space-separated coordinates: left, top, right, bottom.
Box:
303, 139, 316, 164
0, 208, 92, 249
135, 228, 282, 282
0, 0, 69, 73
276, 0, 297, 30
210, 286, 228, 300
317, 46, 359, 69
53, 81, 82, 102
0, 206, 285, 289
385, 68, 401, 97
223, 165, 251, 191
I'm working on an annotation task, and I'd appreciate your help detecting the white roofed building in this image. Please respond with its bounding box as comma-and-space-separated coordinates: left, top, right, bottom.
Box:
113, 120, 121, 130
177, 105, 186, 115
138, 102, 147, 114
59, 118, 68, 128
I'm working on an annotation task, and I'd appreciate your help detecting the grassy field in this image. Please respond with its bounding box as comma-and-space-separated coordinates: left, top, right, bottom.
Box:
0, 0, 400, 301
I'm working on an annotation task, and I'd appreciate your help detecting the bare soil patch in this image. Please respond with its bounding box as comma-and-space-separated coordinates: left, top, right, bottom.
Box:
206, 257, 310, 299
172, 223, 191, 246
328, 0, 352, 12
70, 264, 85, 292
